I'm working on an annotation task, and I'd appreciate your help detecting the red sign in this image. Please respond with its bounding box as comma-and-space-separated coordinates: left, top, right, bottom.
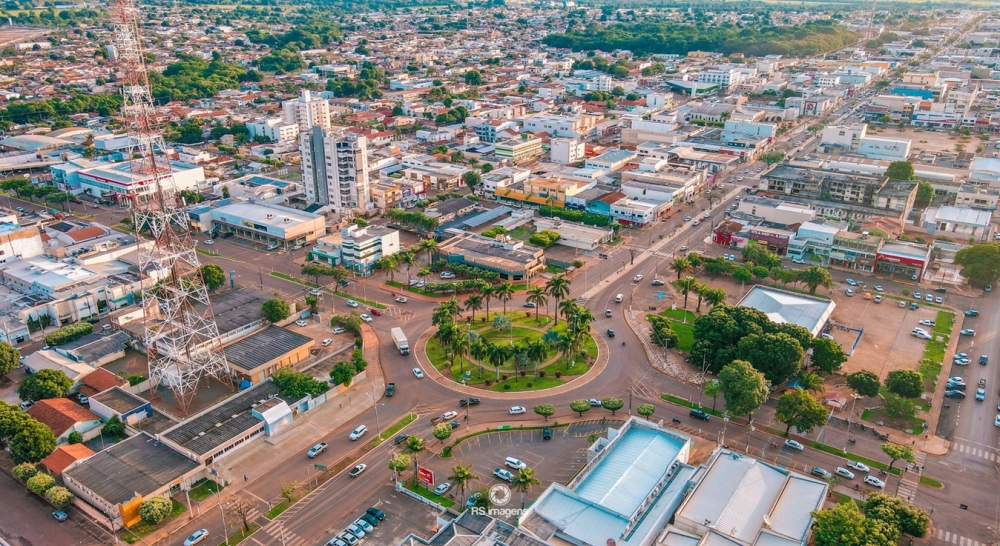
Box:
875, 252, 925, 268
417, 466, 434, 485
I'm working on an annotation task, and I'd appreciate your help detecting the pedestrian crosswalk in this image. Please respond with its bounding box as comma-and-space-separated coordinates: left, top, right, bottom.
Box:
255, 522, 307, 546
935, 528, 986, 546
952, 441, 999, 461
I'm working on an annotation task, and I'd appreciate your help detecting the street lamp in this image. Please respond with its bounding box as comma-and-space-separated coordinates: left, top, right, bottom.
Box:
366, 389, 382, 440
210, 488, 230, 545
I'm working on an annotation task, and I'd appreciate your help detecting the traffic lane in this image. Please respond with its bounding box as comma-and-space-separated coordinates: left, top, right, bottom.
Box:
0, 470, 102, 546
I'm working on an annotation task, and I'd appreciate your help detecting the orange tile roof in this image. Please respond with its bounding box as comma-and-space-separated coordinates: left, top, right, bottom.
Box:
78, 368, 128, 397
40, 443, 96, 474
27, 398, 101, 437
66, 226, 107, 242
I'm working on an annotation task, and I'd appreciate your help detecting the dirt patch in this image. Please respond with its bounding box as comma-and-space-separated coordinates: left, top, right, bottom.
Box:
687, 435, 720, 467
831, 294, 935, 380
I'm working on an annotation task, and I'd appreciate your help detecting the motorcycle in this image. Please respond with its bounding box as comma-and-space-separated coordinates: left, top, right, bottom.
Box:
879, 469, 888, 476
848, 437, 856, 444
622, 341, 626, 346
672, 417, 681, 424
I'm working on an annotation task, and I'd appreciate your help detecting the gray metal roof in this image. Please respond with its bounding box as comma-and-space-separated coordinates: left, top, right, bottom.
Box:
64, 432, 199, 505
59, 331, 130, 363
736, 285, 836, 338
90, 387, 147, 414
162, 381, 280, 455
194, 288, 269, 335
223, 326, 313, 372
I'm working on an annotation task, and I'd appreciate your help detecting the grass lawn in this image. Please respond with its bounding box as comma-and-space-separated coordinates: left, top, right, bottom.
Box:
671, 321, 694, 351
425, 337, 452, 372
659, 307, 698, 322
480, 327, 543, 344
265, 502, 289, 519
489, 376, 565, 392
121, 499, 186, 544
512, 315, 553, 328
861, 399, 926, 435
403, 480, 456, 507
188, 478, 220, 502
546, 264, 567, 274
508, 226, 534, 240
368, 413, 418, 448
216, 523, 261, 546
932, 311, 955, 336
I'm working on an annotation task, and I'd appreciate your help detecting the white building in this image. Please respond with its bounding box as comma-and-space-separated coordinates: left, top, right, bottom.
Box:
523, 113, 599, 139
858, 136, 911, 161
550, 138, 585, 165
697, 68, 745, 89
300, 127, 372, 211
247, 118, 300, 143
309, 224, 400, 276
211, 202, 326, 248
585, 149, 636, 172
819, 124, 867, 152
76, 160, 204, 200
920, 205, 994, 241
0, 222, 43, 265
282, 90, 331, 132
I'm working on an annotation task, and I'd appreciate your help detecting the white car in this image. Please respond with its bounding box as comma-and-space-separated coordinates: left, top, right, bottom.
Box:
332, 327, 346, 334
347, 300, 359, 308
509, 406, 527, 415
783, 439, 804, 451
864, 475, 885, 488
349, 425, 367, 441
360, 314, 373, 323
396, 296, 408, 303
322, 338, 333, 346
203, 239, 213, 245
184, 529, 209, 546
442, 411, 458, 420
847, 461, 869, 473
835, 467, 855, 479
295, 320, 308, 327
919, 319, 935, 327
633, 274, 644, 282
434, 482, 452, 495
413, 367, 424, 378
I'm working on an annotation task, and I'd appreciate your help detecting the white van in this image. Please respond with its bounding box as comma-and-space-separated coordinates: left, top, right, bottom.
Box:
505, 457, 526, 470
615, 294, 624, 303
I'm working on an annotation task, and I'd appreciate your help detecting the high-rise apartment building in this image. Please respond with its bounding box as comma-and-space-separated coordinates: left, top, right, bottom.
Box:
300, 126, 372, 212
282, 90, 331, 132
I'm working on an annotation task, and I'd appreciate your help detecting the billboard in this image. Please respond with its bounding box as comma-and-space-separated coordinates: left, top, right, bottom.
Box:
417, 466, 434, 485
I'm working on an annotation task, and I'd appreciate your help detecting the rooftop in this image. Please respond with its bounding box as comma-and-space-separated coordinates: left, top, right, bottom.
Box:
161, 381, 279, 456
736, 285, 836, 338
27, 398, 101, 436
79, 160, 200, 185
40, 443, 96, 475
194, 287, 270, 336
438, 231, 543, 272
64, 432, 200, 505
57, 331, 130, 363
91, 387, 150, 415
929, 205, 993, 226
212, 201, 320, 228
224, 325, 313, 372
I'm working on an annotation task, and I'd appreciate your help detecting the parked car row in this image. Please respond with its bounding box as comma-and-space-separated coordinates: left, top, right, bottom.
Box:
326, 507, 385, 546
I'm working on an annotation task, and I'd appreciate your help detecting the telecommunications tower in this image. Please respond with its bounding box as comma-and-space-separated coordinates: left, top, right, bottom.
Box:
111, 0, 233, 414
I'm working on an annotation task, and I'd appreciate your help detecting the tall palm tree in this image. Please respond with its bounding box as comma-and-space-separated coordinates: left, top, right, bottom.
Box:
419, 238, 438, 265
526, 286, 548, 320
670, 257, 693, 280
694, 282, 708, 313
432, 302, 455, 328
417, 267, 430, 284
545, 275, 571, 325
558, 299, 579, 324
436, 322, 457, 364
379, 255, 400, 284
399, 250, 418, 284
795, 266, 834, 295
451, 328, 471, 374
464, 294, 483, 321
526, 338, 548, 378
676, 276, 698, 308
481, 285, 496, 320
404, 435, 427, 490
448, 464, 479, 507
705, 287, 728, 308
470, 337, 489, 378
495, 281, 514, 317
486, 341, 510, 381
512, 467, 541, 509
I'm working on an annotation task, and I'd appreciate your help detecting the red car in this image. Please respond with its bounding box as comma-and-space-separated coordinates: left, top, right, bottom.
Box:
369, 308, 383, 316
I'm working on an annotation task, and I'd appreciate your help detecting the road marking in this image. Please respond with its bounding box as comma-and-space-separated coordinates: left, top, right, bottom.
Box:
937, 528, 983, 546
952, 441, 998, 461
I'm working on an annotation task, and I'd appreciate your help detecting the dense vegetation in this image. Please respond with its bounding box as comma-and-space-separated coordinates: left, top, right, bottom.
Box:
0, 94, 122, 131
325, 63, 387, 100
543, 20, 859, 57
149, 57, 248, 103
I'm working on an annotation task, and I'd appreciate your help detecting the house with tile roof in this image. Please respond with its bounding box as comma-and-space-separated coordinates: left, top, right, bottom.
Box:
77, 368, 129, 398
26, 398, 103, 444
40, 443, 96, 475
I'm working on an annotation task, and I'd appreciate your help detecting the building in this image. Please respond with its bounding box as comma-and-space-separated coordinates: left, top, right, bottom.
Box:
309, 224, 401, 276
438, 231, 545, 281
736, 285, 837, 338
611, 197, 662, 227
369, 182, 403, 212
401, 164, 467, 192
63, 432, 203, 529
829, 231, 883, 272
246, 118, 300, 143
920, 206, 994, 241
282, 90, 331, 132
26, 398, 103, 444
875, 241, 932, 281
585, 149, 637, 172
224, 325, 314, 385
663, 448, 828, 546
75, 160, 205, 200
736, 196, 815, 227
523, 113, 600, 139
518, 417, 696, 546
397, 510, 548, 546
0, 221, 43, 265
786, 221, 839, 264
88, 387, 157, 428
696, 68, 745, 90
955, 184, 999, 210
550, 137, 585, 165
495, 137, 544, 164
819, 124, 867, 153
858, 136, 911, 161
473, 119, 517, 143
425, 197, 478, 224
211, 202, 326, 248
300, 127, 372, 211
534, 217, 614, 251
761, 165, 916, 223
40, 443, 96, 476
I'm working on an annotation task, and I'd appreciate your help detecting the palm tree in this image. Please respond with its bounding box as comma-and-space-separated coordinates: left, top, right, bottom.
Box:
435, 322, 457, 364
705, 287, 728, 308
404, 435, 427, 490
495, 281, 514, 317
481, 285, 496, 320
795, 266, 833, 295
676, 276, 698, 308
448, 464, 479, 507
432, 301, 456, 327
419, 238, 438, 265
558, 299, 578, 325
399, 251, 418, 284
694, 282, 708, 312
451, 328, 471, 374
670, 257, 693, 280
417, 267, 430, 284
486, 341, 510, 381
470, 337, 488, 378
545, 275, 571, 325
379, 255, 400, 284
464, 294, 483, 321
512, 467, 541, 509
526, 338, 548, 378
797, 371, 825, 393
526, 286, 548, 320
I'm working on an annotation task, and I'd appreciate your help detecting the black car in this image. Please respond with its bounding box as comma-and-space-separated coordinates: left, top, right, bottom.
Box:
459, 397, 481, 407
366, 507, 386, 521
607, 329, 615, 338
966, 309, 980, 317
689, 408, 710, 421
944, 390, 967, 399
542, 427, 552, 440
394, 434, 410, 445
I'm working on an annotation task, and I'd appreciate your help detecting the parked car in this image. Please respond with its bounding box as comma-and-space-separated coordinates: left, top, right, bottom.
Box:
345, 524, 365, 539
919, 319, 936, 327
976, 389, 986, 401
945, 390, 967, 398
652, 279, 665, 286
543, 427, 552, 440
846, 278, 858, 286
337, 533, 357, 545
847, 461, 870, 473
784, 439, 805, 451
434, 482, 452, 495
981, 355, 989, 365
874, 285, 883, 292
811, 467, 832, 479
588, 399, 603, 407
52, 510, 68, 522
332, 327, 346, 335
75, 393, 89, 404
965, 309, 980, 317
308, 443, 328, 458
309, 288, 322, 296
935, 296, 943, 304
295, 320, 308, 327
874, 295, 882, 303
466, 492, 482, 508
360, 514, 380, 528
493, 468, 514, 482
835, 467, 855, 479
366, 507, 386, 521
925, 294, 934, 302
509, 406, 527, 415
394, 434, 410, 445
961, 329, 977, 336
322, 338, 333, 347
348, 464, 367, 478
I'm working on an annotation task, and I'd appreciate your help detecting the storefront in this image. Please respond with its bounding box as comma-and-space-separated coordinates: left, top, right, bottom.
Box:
875, 243, 931, 281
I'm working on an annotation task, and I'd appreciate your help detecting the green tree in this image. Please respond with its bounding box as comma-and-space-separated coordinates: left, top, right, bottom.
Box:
67, 431, 83, 444
718, 360, 769, 420
9, 417, 54, 463
795, 266, 834, 295
775, 389, 828, 436
533, 404, 555, 421
954, 243, 1000, 288
885, 160, 915, 180
881, 442, 916, 471
636, 403, 656, 419
884, 369, 923, 398
139, 496, 173, 525
760, 151, 785, 166
600, 397, 624, 415
512, 466, 541, 509
676, 276, 698, 308
432, 422, 453, 443
495, 281, 514, 316
26, 472, 55, 495
545, 275, 571, 325
864, 492, 930, 538
377, 254, 400, 283
915, 181, 934, 207
448, 464, 479, 506
810, 337, 847, 374
464, 70, 482, 85
388, 452, 410, 481
847, 370, 882, 397
882, 392, 916, 420
44, 486, 73, 509
330, 361, 357, 387
737, 332, 804, 386
102, 415, 126, 439
463, 170, 481, 190
704, 379, 722, 411
404, 435, 427, 488
811, 502, 898, 546
732, 266, 753, 293
305, 295, 319, 313
0, 342, 19, 377
570, 399, 591, 417
261, 298, 291, 322
525, 286, 548, 320
670, 257, 692, 280
18, 369, 72, 401
200, 263, 226, 292
12, 463, 38, 482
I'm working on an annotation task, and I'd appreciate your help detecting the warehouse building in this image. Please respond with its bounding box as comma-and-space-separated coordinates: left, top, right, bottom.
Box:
211, 202, 326, 249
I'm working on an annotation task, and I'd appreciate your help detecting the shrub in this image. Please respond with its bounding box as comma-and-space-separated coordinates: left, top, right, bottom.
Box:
538, 371, 546, 378
485, 379, 493, 386
26, 473, 56, 495
520, 370, 526, 377
44, 486, 73, 508
501, 374, 508, 381
12, 463, 38, 482
139, 496, 173, 525
43, 322, 94, 347
503, 383, 511, 390
442, 445, 452, 456
67, 431, 83, 444
526, 382, 533, 388
554, 371, 562, 378
528, 230, 561, 248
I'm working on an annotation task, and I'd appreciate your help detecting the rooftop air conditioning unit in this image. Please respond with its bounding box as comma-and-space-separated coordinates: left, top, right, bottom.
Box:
266, 214, 274, 219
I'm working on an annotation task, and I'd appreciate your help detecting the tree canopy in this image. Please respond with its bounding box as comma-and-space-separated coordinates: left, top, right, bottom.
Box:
262, 298, 291, 323
810, 337, 847, 374
18, 369, 72, 401
718, 360, 768, 419
847, 370, 882, 397
149, 58, 248, 104
885, 160, 915, 181
737, 332, 804, 386
690, 305, 809, 375
954, 243, 1000, 288
885, 369, 923, 398
775, 389, 828, 436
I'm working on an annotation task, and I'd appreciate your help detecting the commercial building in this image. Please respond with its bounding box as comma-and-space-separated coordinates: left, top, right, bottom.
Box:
0, 221, 43, 265
736, 196, 815, 227
696, 68, 745, 90
737, 285, 836, 338
300, 126, 372, 211
495, 137, 544, 164
224, 325, 314, 385
858, 136, 911, 161
786, 221, 839, 264
523, 113, 601, 139
75, 160, 205, 200
211, 202, 326, 248
309, 224, 401, 276
585, 149, 637, 172
518, 417, 696, 546
533, 217, 614, 251
282, 90, 331, 132
425, 197, 478, 224
761, 165, 917, 223
955, 184, 999, 210
875, 241, 932, 281
550, 137, 585, 165
401, 163, 467, 191
829, 231, 883, 272
920, 205, 994, 241
438, 232, 545, 281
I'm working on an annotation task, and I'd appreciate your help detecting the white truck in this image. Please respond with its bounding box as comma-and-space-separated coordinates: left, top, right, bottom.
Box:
391, 327, 409, 355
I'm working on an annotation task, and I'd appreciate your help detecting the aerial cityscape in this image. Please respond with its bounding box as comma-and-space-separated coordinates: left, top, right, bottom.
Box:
0, 1, 996, 545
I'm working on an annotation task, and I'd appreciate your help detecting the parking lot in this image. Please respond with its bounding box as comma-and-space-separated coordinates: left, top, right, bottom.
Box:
324, 486, 441, 546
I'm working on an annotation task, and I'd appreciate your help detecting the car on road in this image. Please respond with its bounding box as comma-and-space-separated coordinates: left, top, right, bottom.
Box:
784, 439, 805, 451
965, 309, 980, 317
982, 355, 989, 365
291, 245, 302, 251
360, 314, 373, 322
434, 482, 452, 495
605, 309, 613, 317
348, 464, 368, 478
689, 408, 710, 421
459, 397, 480, 407
52, 510, 68, 522
864, 476, 885, 488
847, 461, 870, 473
322, 338, 333, 347
308, 443, 328, 458
396, 296, 408, 303
976, 389, 986, 401
685, 216, 692, 221
332, 327, 346, 335
442, 411, 458, 420
347, 300, 359, 308
791, 258, 805, 264
15, 207, 25, 213
184, 529, 209, 546
652, 279, 665, 286
679, 245, 689, 251
394, 434, 410, 445
413, 367, 424, 378
522, 302, 536, 308
309, 288, 322, 296
996, 415, 1000, 428
633, 274, 644, 282
874, 285, 883, 292
811, 467, 832, 479
918, 319, 935, 327
961, 329, 976, 336
509, 405, 527, 415
203, 239, 213, 245
954, 356, 970, 365
607, 329, 615, 338
295, 320, 308, 327
955, 353, 969, 361
846, 278, 858, 286
369, 308, 383, 316
945, 390, 967, 398
589, 399, 603, 407
349, 425, 367, 440
493, 468, 514, 482
692, 220, 701, 226
835, 467, 855, 479
449, 420, 460, 428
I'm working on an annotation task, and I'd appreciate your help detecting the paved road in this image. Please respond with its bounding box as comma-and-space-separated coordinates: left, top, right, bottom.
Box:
0, 470, 101, 546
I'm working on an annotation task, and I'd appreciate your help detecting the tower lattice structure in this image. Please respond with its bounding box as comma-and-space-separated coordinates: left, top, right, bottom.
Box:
111, 0, 233, 414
